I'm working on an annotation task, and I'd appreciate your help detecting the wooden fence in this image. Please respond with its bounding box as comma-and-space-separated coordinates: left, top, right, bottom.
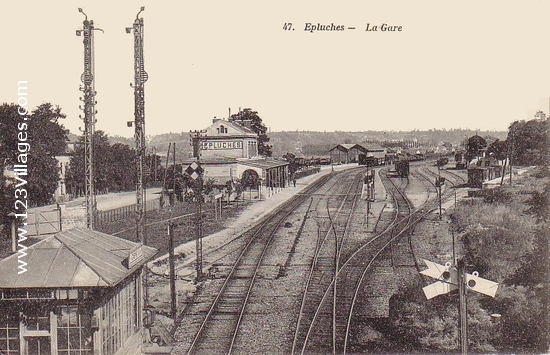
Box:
95, 198, 160, 226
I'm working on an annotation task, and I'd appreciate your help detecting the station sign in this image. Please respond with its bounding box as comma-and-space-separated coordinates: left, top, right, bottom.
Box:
201, 141, 243, 150
128, 244, 144, 269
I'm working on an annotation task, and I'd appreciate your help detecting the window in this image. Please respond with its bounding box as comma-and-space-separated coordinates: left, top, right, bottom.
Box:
0, 313, 19, 355
57, 305, 93, 355
101, 277, 139, 355
26, 337, 50, 355
24, 313, 49, 332
248, 141, 258, 157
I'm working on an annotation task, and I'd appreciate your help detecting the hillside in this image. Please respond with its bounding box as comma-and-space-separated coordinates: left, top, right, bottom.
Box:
268, 129, 507, 157
99, 129, 508, 160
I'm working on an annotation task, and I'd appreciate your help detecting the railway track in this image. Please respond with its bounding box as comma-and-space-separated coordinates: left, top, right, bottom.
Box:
416, 164, 467, 211
184, 169, 365, 354
292, 167, 418, 354
184, 174, 329, 354
291, 169, 367, 354
174, 162, 462, 354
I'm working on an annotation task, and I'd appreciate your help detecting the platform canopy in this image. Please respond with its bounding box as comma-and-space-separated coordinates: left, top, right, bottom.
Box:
0, 228, 157, 289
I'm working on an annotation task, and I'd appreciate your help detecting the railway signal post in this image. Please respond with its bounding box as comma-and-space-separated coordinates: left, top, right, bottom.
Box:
364, 169, 375, 227
126, 6, 148, 244
420, 258, 498, 354
435, 160, 447, 220
190, 130, 207, 281
76, 8, 102, 229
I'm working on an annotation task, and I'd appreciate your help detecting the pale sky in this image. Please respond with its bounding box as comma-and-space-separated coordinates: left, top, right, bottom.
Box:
1, 0, 549, 138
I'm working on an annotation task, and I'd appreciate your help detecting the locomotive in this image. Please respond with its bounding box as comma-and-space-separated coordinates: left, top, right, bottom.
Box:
358, 154, 378, 167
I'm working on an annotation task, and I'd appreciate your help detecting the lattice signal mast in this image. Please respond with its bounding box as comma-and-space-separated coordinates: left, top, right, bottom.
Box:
127, 7, 148, 243
76, 8, 102, 229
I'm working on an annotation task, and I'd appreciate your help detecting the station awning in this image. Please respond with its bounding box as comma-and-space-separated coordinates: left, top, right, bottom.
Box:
237, 158, 288, 170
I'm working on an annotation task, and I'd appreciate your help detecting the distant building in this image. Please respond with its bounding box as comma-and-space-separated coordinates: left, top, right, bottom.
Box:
329, 143, 386, 165
355, 143, 386, 165
329, 144, 359, 164
53, 141, 75, 203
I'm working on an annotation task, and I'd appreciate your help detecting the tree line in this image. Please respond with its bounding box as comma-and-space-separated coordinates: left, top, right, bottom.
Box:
0, 103, 68, 234
467, 112, 549, 167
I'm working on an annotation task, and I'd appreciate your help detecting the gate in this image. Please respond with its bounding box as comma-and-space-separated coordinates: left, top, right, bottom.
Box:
26, 209, 62, 236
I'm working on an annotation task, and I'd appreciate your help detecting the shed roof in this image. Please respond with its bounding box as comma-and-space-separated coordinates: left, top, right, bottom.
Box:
0, 228, 157, 289
329, 144, 357, 152
329, 143, 386, 153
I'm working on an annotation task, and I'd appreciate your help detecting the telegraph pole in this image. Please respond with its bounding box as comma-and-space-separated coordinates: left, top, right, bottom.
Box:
127, 6, 148, 244
76, 8, 102, 229
438, 166, 442, 220
458, 259, 468, 355
168, 222, 177, 318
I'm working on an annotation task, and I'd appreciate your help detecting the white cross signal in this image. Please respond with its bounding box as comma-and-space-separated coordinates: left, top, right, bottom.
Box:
420, 259, 498, 299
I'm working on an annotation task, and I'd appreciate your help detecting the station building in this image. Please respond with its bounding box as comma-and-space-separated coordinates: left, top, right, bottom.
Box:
190, 118, 289, 195
0, 228, 158, 355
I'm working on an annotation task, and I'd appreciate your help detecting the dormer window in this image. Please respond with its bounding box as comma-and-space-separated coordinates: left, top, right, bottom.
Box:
219, 125, 227, 134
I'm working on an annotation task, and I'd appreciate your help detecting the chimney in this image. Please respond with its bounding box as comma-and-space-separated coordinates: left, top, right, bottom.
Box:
239, 119, 253, 130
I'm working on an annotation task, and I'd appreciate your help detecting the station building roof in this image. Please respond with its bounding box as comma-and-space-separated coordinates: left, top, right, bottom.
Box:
0, 228, 157, 289
203, 118, 257, 137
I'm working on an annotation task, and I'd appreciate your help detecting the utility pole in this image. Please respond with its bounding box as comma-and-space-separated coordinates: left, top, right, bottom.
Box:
126, 6, 148, 243
173, 142, 176, 205
509, 128, 514, 186
76, 8, 102, 229
168, 222, 177, 318
458, 259, 468, 355
365, 169, 375, 227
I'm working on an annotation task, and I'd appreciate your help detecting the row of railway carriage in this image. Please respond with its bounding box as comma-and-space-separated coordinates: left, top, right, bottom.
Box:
300, 143, 495, 187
